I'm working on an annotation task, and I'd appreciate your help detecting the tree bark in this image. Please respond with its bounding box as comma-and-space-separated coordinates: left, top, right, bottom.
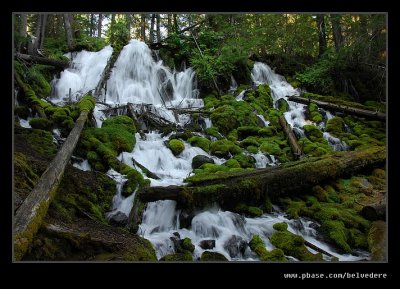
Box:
141, 14, 146, 42
156, 14, 161, 42
97, 14, 103, 38
18, 13, 27, 52
288, 95, 386, 121
149, 14, 155, 43
173, 14, 178, 33
89, 14, 94, 37
63, 14, 75, 51
28, 14, 42, 55
361, 196, 386, 221
331, 14, 344, 51
39, 14, 47, 50
110, 14, 116, 44
279, 116, 303, 160
14, 110, 91, 261
316, 14, 327, 57
167, 14, 172, 37
16, 52, 70, 69
138, 147, 386, 211
126, 14, 131, 39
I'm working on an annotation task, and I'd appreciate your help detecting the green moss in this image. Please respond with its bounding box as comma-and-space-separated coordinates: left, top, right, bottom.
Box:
78, 95, 95, 113
210, 139, 241, 158
298, 137, 330, 157
204, 94, 220, 110
234, 153, 256, 168
160, 251, 193, 261
25, 129, 57, 157
319, 220, 351, 253
270, 229, 323, 261
14, 152, 39, 193
249, 235, 286, 261
326, 117, 345, 136
234, 203, 263, 217
29, 118, 53, 131
188, 136, 211, 152
237, 126, 260, 139
240, 136, 260, 147
224, 159, 241, 168
15, 106, 30, 119
267, 109, 282, 126
308, 103, 323, 123
205, 127, 221, 139
277, 98, 289, 113
247, 145, 259, 154
367, 221, 386, 261
303, 125, 323, 139
258, 127, 276, 137
303, 92, 377, 111
26, 66, 51, 98
200, 251, 228, 261
259, 141, 281, 156
182, 237, 195, 253
168, 139, 185, 155
210, 105, 239, 135
273, 222, 288, 232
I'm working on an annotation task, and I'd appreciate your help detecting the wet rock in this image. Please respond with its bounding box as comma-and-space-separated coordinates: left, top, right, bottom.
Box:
172, 232, 181, 239
179, 210, 193, 229
223, 235, 248, 258
199, 239, 216, 250
200, 251, 228, 261
309, 222, 320, 231
108, 211, 129, 226
192, 155, 215, 169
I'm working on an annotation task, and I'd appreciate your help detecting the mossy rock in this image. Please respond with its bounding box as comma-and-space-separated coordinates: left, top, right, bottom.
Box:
270, 229, 323, 261
319, 220, 351, 253
160, 251, 193, 261
240, 136, 260, 148
25, 129, 57, 157
233, 153, 256, 168
192, 155, 215, 170
249, 235, 286, 261
205, 127, 221, 139
188, 136, 211, 152
15, 106, 30, 119
258, 126, 276, 137
234, 203, 263, 217
326, 117, 345, 136
182, 237, 195, 253
200, 251, 228, 261
168, 139, 185, 156
210, 139, 241, 158
29, 117, 53, 131
273, 222, 288, 232
277, 98, 289, 113
303, 125, 323, 139
259, 141, 281, 156
247, 146, 259, 154
237, 126, 260, 140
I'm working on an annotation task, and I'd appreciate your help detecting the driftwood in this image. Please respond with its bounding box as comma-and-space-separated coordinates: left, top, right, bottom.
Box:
16, 52, 70, 69
361, 196, 386, 221
14, 111, 90, 261
93, 50, 121, 100
304, 240, 334, 258
138, 147, 386, 211
279, 116, 302, 160
288, 95, 386, 121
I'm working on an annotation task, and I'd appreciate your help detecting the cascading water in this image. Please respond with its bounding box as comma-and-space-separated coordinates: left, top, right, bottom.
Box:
52, 40, 363, 262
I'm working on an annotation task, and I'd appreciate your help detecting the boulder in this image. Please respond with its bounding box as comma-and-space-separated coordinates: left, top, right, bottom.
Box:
192, 155, 215, 170
200, 251, 228, 261
199, 239, 216, 250
223, 235, 248, 258
108, 211, 129, 226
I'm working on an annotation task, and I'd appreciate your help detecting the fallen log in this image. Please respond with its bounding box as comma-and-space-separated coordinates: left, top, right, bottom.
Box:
14, 110, 90, 261
138, 147, 386, 212
16, 52, 70, 69
288, 95, 386, 121
361, 196, 386, 221
304, 240, 334, 258
94, 49, 121, 101
132, 158, 160, 180
279, 116, 302, 160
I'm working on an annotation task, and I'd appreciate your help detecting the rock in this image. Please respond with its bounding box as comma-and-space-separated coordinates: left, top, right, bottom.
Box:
108, 211, 129, 226
199, 239, 216, 250
179, 210, 193, 229
169, 235, 182, 252
309, 222, 320, 231
200, 251, 228, 261
172, 232, 181, 239
191, 155, 215, 170
223, 235, 248, 258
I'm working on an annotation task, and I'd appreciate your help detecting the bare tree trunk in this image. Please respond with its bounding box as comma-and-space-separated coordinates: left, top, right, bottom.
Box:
156, 14, 161, 42
89, 14, 94, 36
18, 13, 27, 52
173, 14, 178, 33
126, 14, 131, 39
167, 14, 172, 36
39, 14, 47, 50
317, 14, 327, 57
141, 14, 146, 42
63, 14, 75, 51
110, 14, 116, 44
331, 14, 344, 51
27, 14, 42, 55
149, 14, 155, 43
97, 13, 103, 38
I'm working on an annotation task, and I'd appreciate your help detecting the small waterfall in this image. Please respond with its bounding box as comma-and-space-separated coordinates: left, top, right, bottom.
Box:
257, 114, 270, 127
323, 132, 349, 151
72, 159, 92, 171
19, 117, 32, 128
52, 45, 113, 103
229, 75, 238, 94
251, 152, 278, 168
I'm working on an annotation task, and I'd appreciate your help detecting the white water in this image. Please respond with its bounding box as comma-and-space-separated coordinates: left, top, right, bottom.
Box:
52, 41, 364, 261
139, 200, 368, 261
119, 132, 224, 186
257, 114, 270, 127
51, 46, 113, 103
19, 117, 32, 128
72, 159, 92, 171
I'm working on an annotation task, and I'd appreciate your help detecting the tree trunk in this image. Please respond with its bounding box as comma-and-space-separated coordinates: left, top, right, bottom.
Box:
156, 14, 161, 42
316, 14, 327, 57
126, 14, 131, 39
361, 196, 386, 221
138, 146, 386, 211
173, 14, 178, 33
18, 13, 27, 52
167, 14, 172, 36
39, 14, 47, 50
110, 14, 116, 44
331, 14, 344, 51
97, 13, 103, 38
14, 109, 92, 261
89, 14, 94, 37
16, 52, 70, 69
288, 95, 386, 121
63, 14, 75, 51
279, 116, 303, 159
141, 14, 146, 42
149, 14, 155, 43
28, 14, 42, 55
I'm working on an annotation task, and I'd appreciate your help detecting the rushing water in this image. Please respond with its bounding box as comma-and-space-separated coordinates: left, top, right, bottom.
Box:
52, 40, 364, 261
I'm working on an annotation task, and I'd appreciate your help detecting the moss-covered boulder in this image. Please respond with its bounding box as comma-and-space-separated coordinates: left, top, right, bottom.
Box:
248, 235, 286, 261
168, 139, 185, 156
326, 117, 345, 136
308, 103, 323, 123
188, 136, 211, 152
29, 117, 53, 131
303, 125, 323, 139
273, 222, 288, 232
15, 106, 30, 119
233, 153, 256, 168
160, 251, 193, 261
192, 155, 215, 170
234, 203, 263, 217
200, 251, 228, 261
210, 139, 241, 158
277, 98, 289, 113
237, 126, 260, 140
182, 237, 195, 253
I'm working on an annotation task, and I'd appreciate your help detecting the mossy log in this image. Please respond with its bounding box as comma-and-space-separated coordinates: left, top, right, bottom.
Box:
138, 147, 385, 211
288, 95, 386, 121
94, 49, 120, 101
279, 116, 302, 159
16, 52, 70, 69
14, 111, 90, 261
361, 196, 386, 221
